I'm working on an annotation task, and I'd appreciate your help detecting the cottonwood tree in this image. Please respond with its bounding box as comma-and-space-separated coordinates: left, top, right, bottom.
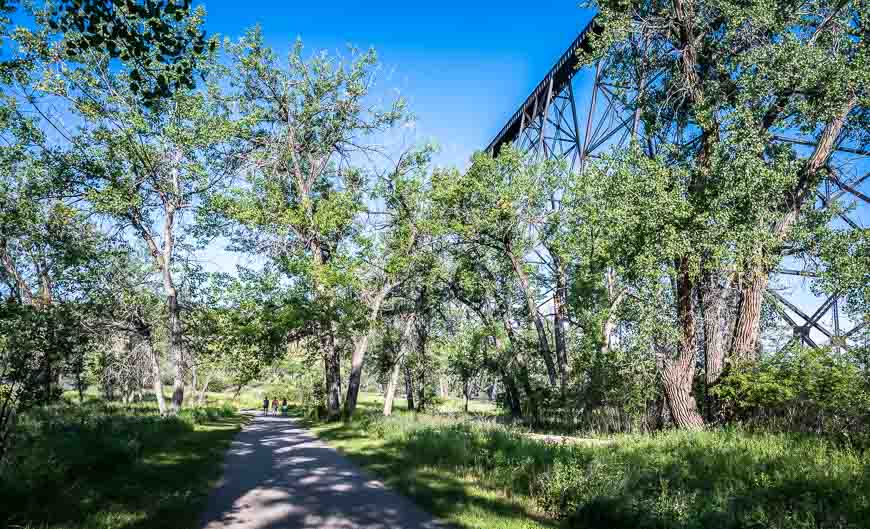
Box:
433, 148, 565, 391
444, 323, 488, 413
87, 249, 169, 410
0, 112, 107, 453
344, 147, 435, 417
213, 29, 405, 418
185, 269, 313, 402
28, 6, 233, 412
447, 246, 536, 418
581, 0, 869, 427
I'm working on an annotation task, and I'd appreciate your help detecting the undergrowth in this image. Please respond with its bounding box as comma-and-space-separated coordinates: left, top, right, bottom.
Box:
0, 400, 243, 529
314, 411, 870, 529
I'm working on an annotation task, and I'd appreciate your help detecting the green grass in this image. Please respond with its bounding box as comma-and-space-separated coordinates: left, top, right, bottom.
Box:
62, 387, 266, 412
1, 400, 247, 529
305, 394, 870, 529
307, 393, 554, 529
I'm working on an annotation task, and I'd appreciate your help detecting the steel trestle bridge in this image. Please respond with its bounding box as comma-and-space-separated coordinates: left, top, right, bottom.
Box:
486, 17, 869, 351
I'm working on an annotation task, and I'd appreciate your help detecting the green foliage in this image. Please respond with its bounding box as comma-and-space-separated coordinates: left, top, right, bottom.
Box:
713, 347, 870, 442
443, 324, 488, 403
538, 431, 869, 529
313, 411, 870, 529
570, 337, 661, 433
49, 0, 216, 103
0, 400, 243, 529
0, 303, 93, 456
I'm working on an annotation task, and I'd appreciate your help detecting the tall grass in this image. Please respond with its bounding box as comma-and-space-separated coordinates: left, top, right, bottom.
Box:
318, 412, 870, 529
0, 400, 242, 529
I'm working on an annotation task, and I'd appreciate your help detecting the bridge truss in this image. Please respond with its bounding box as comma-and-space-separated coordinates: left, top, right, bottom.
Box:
487, 18, 869, 351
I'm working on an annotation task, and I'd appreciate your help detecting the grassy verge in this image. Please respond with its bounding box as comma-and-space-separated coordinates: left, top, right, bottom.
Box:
1, 401, 247, 529
310, 414, 555, 529
305, 396, 870, 529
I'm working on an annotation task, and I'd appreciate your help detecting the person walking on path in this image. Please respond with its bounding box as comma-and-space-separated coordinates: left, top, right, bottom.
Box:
281, 398, 288, 416
271, 397, 279, 414
262, 397, 269, 415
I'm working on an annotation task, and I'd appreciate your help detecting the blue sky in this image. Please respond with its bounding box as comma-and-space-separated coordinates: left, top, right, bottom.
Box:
200, 0, 595, 168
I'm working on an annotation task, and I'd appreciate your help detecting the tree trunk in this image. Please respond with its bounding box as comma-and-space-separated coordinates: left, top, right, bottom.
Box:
661, 355, 704, 429
167, 291, 185, 412
731, 271, 766, 361
730, 97, 854, 362
404, 364, 415, 411
308, 240, 342, 419
508, 251, 558, 388
552, 252, 569, 392
0, 238, 34, 305
197, 370, 214, 406
344, 335, 370, 418
701, 272, 730, 421
148, 342, 167, 415
463, 381, 469, 413
500, 316, 538, 421
701, 272, 729, 386
323, 329, 342, 419
384, 315, 415, 416
345, 282, 392, 417
600, 269, 626, 357
662, 259, 705, 430
499, 372, 522, 416
383, 359, 401, 416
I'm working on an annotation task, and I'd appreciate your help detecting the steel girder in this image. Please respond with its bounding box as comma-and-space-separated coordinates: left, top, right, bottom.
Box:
486, 19, 868, 351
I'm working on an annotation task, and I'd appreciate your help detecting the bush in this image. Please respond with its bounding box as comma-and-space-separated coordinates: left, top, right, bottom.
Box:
712, 346, 870, 444
180, 404, 237, 425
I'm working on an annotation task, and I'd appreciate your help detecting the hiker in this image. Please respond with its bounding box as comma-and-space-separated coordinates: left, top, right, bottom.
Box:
271, 397, 279, 414
281, 398, 288, 416
262, 396, 269, 415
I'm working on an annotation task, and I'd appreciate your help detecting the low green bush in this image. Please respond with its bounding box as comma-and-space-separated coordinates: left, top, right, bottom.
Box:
713, 347, 870, 444
180, 403, 237, 424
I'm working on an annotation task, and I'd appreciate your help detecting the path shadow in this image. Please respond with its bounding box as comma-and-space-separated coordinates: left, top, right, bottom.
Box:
197, 415, 453, 529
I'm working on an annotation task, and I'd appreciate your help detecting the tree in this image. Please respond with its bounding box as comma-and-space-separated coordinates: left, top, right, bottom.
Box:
186, 269, 313, 401
213, 29, 405, 418
22, 0, 212, 104
580, 0, 869, 427
433, 148, 565, 391
344, 147, 435, 417
27, 6, 232, 412
0, 109, 108, 453
444, 324, 488, 413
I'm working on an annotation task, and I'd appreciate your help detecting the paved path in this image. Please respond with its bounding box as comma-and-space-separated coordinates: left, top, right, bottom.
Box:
200, 414, 449, 529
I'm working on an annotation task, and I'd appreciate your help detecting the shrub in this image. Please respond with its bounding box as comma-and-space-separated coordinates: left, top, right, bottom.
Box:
180, 404, 237, 425
712, 346, 870, 444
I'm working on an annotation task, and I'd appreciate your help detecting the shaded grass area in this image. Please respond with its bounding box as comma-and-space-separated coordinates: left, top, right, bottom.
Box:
1, 401, 247, 529
542, 430, 870, 529
306, 398, 870, 529
306, 400, 556, 529
311, 418, 555, 529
